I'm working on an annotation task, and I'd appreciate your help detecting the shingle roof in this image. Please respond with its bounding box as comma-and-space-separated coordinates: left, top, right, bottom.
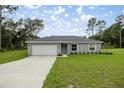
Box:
26, 36, 103, 43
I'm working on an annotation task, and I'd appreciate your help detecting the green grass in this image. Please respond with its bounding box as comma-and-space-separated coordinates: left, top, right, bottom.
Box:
43, 49, 124, 88
0, 50, 27, 64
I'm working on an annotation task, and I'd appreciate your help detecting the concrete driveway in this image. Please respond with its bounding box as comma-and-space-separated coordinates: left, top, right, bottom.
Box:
0, 56, 56, 88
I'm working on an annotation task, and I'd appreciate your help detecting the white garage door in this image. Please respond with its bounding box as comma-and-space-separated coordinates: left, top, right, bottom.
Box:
32, 44, 57, 56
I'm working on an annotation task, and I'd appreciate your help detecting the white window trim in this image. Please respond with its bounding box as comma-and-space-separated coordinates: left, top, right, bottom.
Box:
67, 44, 70, 54
77, 43, 79, 52
71, 43, 78, 52
88, 43, 96, 52
95, 44, 96, 51
59, 43, 61, 54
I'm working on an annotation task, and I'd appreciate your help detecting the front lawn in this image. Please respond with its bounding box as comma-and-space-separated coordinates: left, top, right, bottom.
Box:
0, 50, 27, 64
43, 49, 124, 88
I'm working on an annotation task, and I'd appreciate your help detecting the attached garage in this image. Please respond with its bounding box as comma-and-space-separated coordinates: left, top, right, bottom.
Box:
31, 44, 57, 56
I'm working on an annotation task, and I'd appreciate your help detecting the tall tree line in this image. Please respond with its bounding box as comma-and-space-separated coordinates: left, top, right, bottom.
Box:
0, 5, 44, 50
0, 5, 18, 50
87, 15, 124, 48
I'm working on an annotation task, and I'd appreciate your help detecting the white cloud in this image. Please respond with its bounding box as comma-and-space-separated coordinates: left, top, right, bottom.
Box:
39, 16, 87, 37
43, 10, 52, 14
104, 11, 114, 17
66, 21, 71, 28
40, 10, 94, 37
54, 6, 65, 15
102, 7, 106, 10
80, 14, 94, 22
31, 16, 36, 19
104, 14, 109, 17
89, 6, 95, 10
122, 10, 124, 13
2, 9, 8, 16
35, 6, 96, 37
15, 11, 24, 18
109, 11, 113, 14
70, 28, 79, 32
77, 6, 83, 15
65, 13, 69, 17
32, 10, 40, 17
72, 18, 80, 22
2, 9, 8, 12
25, 5, 41, 9
51, 14, 56, 20
68, 5, 72, 8
89, 6, 99, 10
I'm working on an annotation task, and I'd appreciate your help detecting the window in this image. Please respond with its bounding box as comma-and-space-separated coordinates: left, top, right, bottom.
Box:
72, 44, 77, 51
89, 44, 95, 51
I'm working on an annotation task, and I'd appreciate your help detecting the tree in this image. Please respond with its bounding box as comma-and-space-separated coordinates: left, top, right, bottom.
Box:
95, 20, 106, 41
1, 18, 44, 49
87, 17, 97, 37
95, 22, 123, 48
0, 5, 18, 50
13, 18, 44, 48
103, 23, 121, 48
115, 14, 124, 48
2, 19, 16, 49
89, 15, 124, 48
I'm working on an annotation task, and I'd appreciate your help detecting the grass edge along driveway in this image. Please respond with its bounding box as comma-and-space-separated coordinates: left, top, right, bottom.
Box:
43, 49, 124, 88
0, 50, 27, 64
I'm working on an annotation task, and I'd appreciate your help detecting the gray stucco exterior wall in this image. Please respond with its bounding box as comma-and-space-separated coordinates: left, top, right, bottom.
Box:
27, 44, 32, 56
68, 43, 71, 54
95, 44, 101, 52
78, 43, 102, 53
78, 43, 89, 53
77, 43, 102, 53
27, 43, 102, 56
57, 43, 61, 54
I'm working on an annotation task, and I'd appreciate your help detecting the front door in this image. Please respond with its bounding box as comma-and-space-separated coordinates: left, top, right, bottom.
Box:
61, 44, 68, 54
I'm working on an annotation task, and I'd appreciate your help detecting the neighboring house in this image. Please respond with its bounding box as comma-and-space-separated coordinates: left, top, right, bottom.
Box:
26, 36, 103, 56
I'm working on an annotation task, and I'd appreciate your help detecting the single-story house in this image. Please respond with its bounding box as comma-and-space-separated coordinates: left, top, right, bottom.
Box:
26, 36, 103, 56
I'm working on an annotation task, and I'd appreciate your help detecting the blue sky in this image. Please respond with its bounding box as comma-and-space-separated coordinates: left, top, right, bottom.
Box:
5, 5, 124, 37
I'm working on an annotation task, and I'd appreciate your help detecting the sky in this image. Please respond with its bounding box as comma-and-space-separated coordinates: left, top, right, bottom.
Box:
5, 5, 124, 37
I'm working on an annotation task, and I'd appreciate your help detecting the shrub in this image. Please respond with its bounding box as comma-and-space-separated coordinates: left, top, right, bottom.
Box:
109, 52, 113, 55
0, 49, 6, 52
95, 51, 97, 54
70, 52, 73, 55
91, 52, 94, 54
105, 52, 109, 55
58, 53, 62, 56
79, 52, 82, 54
106, 52, 113, 55
101, 52, 104, 54
87, 51, 89, 54
98, 51, 113, 55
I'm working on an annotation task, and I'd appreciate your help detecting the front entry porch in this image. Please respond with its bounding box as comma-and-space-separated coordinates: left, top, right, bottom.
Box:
61, 43, 68, 55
